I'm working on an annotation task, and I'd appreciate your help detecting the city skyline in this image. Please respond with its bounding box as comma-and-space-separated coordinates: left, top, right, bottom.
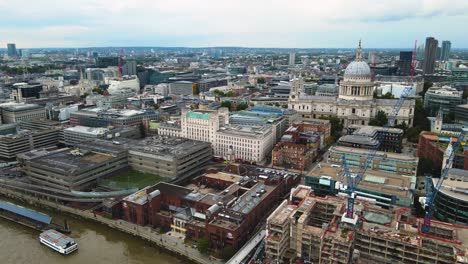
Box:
0, 0, 467, 49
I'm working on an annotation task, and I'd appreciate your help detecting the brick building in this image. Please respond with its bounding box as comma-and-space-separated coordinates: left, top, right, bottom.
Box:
272, 121, 331, 171
120, 166, 301, 250
418, 132, 468, 171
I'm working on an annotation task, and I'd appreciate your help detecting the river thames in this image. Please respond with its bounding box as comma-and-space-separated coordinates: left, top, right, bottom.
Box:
0, 203, 184, 264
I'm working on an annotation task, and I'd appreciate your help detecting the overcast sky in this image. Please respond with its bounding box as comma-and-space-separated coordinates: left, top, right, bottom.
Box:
1, 0, 467, 49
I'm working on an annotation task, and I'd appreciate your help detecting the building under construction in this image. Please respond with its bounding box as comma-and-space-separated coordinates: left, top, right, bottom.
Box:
265, 185, 468, 264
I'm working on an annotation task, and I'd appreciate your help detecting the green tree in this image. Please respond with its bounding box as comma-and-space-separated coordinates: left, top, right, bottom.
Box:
406, 127, 422, 143
394, 121, 408, 133
225, 90, 234, 97
92, 87, 104, 95
221, 101, 232, 109
197, 238, 210, 255
463, 90, 468, 99
421, 81, 433, 96
213, 89, 225, 97
413, 98, 430, 131
380, 92, 395, 99
319, 116, 343, 142
257, 77, 266, 84
80, 93, 89, 100
369, 110, 388, 126
221, 246, 236, 261
236, 103, 248, 111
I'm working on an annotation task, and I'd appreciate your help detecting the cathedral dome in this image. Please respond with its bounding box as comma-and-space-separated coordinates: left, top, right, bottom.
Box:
344, 61, 371, 79
343, 39, 371, 80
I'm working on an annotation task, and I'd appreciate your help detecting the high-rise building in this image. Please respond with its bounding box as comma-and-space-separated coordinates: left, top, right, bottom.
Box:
397, 51, 413, 75
441, 40, 451, 61
289, 52, 296, 66
7, 43, 17, 57
423, 37, 438, 74
436, 46, 441, 60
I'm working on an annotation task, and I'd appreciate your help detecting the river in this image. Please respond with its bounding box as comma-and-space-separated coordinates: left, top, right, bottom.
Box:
0, 201, 184, 264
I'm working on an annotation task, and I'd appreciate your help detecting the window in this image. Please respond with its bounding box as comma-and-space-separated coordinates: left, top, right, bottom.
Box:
352, 108, 356, 114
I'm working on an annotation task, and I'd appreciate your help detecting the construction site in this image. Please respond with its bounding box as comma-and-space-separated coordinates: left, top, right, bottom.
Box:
266, 185, 468, 264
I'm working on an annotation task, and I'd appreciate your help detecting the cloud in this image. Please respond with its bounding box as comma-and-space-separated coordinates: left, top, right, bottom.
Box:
0, 0, 466, 48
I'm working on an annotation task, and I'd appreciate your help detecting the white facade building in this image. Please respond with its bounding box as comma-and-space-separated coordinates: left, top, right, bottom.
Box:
158, 108, 274, 162
288, 41, 415, 127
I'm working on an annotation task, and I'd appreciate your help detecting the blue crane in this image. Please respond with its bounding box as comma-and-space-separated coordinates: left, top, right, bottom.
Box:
341, 85, 413, 219
422, 129, 467, 233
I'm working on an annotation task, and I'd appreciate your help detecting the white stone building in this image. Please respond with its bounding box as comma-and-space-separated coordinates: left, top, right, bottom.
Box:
288, 41, 415, 127
158, 107, 273, 162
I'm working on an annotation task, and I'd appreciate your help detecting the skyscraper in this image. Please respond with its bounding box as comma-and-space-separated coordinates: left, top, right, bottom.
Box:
441, 40, 451, 61
397, 51, 413, 75
423, 37, 438, 74
289, 52, 296, 66
7, 43, 17, 57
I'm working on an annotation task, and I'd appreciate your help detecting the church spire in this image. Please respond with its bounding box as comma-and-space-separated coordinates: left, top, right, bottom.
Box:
356, 39, 363, 61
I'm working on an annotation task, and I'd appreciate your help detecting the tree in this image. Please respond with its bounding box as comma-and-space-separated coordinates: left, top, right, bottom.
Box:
139, 123, 147, 138
80, 93, 89, 100
221, 246, 236, 261
319, 116, 343, 142
394, 121, 408, 133
369, 110, 388, 126
406, 127, 422, 143
213, 89, 225, 97
221, 101, 232, 109
413, 98, 430, 131
92, 87, 104, 95
225, 91, 234, 97
197, 238, 210, 255
380, 92, 395, 99
236, 103, 248, 111
257, 77, 266, 84
421, 81, 433, 96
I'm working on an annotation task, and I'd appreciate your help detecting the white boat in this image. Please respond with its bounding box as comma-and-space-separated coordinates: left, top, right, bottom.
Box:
39, 229, 78, 255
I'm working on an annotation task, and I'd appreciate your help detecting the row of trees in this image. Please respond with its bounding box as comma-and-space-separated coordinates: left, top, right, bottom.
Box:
212, 89, 234, 97
220, 101, 248, 111
0, 65, 63, 75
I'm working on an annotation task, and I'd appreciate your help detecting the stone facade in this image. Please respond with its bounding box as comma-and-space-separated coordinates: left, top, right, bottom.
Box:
288, 41, 415, 127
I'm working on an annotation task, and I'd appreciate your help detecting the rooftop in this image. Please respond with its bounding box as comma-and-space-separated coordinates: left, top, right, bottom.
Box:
308, 163, 414, 197
330, 145, 417, 162
64, 126, 109, 136
435, 168, 468, 201
0, 103, 43, 112
127, 135, 211, 160
218, 124, 272, 138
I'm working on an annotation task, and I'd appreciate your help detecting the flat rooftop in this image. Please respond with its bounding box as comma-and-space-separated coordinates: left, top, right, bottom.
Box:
19, 148, 114, 174
202, 172, 243, 183
218, 124, 272, 138
268, 202, 297, 226
127, 135, 211, 159
308, 163, 413, 197
435, 168, 468, 201
330, 145, 417, 162
64, 126, 109, 136
0, 103, 42, 111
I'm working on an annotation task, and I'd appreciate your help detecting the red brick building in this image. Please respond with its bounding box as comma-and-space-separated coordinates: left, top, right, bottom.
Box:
417, 132, 468, 171
120, 167, 300, 250
272, 121, 330, 171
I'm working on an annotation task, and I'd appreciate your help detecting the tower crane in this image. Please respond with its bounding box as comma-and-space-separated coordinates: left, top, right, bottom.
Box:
341, 40, 417, 222
422, 129, 467, 233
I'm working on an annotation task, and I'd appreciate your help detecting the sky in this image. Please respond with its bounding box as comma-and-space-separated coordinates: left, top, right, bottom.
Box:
1, 0, 467, 49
